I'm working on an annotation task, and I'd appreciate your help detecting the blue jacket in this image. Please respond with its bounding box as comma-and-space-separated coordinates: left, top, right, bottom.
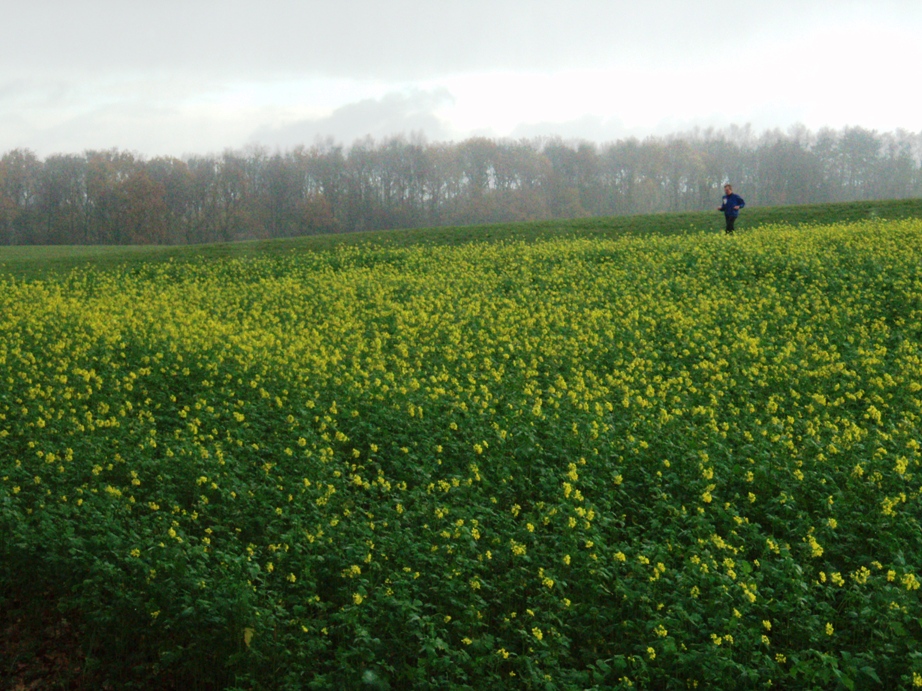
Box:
720, 193, 745, 218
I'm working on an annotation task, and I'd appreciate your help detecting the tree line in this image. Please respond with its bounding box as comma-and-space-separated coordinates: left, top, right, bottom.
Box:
2, 125, 920, 245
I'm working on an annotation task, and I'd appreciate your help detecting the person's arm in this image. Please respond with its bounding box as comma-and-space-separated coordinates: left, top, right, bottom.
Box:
736, 195, 745, 209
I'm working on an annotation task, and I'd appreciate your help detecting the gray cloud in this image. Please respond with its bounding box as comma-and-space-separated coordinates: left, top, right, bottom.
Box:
3, 0, 920, 156
250, 89, 455, 148
7, 0, 911, 82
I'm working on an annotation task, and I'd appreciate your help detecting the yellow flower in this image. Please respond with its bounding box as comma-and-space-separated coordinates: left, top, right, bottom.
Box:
352, 593, 363, 605
807, 535, 824, 558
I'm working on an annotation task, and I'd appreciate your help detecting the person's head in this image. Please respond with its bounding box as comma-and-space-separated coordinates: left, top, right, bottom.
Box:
724, 183, 733, 194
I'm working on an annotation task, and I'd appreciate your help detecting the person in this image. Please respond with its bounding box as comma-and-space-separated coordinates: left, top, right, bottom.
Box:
718, 183, 745, 234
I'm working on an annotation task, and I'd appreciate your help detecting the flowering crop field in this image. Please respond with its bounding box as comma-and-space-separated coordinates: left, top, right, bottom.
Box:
2, 219, 922, 689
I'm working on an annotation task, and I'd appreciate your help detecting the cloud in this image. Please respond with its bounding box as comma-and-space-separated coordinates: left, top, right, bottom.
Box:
510, 116, 630, 143
250, 89, 455, 148
4, 1, 921, 156
12, 0, 909, 82
507, 114, 757, 145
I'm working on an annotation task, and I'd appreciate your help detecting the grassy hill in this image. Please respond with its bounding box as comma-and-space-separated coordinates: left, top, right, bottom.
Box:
2, 197, 921, 281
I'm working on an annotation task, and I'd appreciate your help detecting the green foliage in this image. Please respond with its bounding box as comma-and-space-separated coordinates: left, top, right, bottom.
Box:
2, 217, 922, 688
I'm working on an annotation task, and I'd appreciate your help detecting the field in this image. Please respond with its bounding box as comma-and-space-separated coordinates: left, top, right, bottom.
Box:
2, 207, 922, 689
3, 197, 922, 282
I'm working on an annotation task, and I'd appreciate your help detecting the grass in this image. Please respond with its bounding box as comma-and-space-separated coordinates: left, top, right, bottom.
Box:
2, 197, 921, 282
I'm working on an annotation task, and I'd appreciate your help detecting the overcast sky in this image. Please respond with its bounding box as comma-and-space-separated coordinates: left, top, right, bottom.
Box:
3, 0, 921, 157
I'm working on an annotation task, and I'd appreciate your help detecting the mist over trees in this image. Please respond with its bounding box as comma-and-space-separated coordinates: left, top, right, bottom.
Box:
2, 125, 920, 245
